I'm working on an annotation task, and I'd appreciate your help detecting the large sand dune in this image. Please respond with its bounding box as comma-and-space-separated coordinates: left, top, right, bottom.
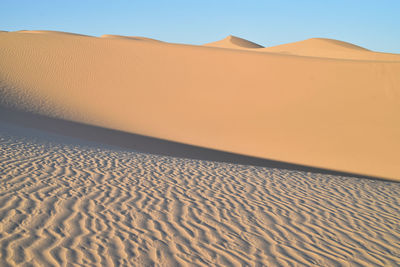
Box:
0, 30, 399, 180
204, 35, 264, 49
1, 30, 400, 266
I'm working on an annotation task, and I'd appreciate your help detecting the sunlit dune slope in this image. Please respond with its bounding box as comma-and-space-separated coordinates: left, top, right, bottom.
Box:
262, 38, 400, 60
101, 34, 164, 43
15, 30, 91, 37
204, 35, 264, 49
207, 36, 400, 61
0, 30, 400, 180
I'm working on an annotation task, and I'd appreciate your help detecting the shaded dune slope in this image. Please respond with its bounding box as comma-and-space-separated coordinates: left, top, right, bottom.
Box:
0, 107, 379, 180
1, 31, 400, 180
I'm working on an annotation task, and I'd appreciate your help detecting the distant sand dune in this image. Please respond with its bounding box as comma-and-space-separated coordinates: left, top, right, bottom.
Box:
15, 30, 91, 37
204, 35, 264, 49
262, 38, 400, 60
264, 37, 370, 53
0, 31, 400, 180
1, 121, 399, 266
100, 34, 164, 43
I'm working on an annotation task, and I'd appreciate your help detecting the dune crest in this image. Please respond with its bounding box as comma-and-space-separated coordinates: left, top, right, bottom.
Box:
100, 34, 164, 42
267, 38, 370, 52
263, 38, 400, 60
15, 30, 92, 37
0, 30, 400, 180
204, 35, 264, 49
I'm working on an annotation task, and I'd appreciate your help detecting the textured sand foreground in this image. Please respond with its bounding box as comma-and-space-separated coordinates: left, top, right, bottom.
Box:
1, 121, 400, 266
1, 31, 400, 179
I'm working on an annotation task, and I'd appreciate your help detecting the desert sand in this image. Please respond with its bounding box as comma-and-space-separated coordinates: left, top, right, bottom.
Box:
1, 30, 400, 266
1, 121, 400, 266
0, 31, 400, 180
204, 35, 264, 49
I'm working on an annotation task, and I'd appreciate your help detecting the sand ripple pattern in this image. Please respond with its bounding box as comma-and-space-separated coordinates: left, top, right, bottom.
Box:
0, 132, 400, 266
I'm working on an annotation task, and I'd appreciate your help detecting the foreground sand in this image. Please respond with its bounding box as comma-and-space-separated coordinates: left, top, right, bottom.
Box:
1, 121, 399, 266
1, 31, 400, 179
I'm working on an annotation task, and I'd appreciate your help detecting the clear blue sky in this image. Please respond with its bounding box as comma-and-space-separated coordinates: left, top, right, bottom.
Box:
1, 0, 399, 53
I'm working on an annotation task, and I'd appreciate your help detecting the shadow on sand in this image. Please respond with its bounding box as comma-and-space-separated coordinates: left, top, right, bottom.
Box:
0, 107, 381, 180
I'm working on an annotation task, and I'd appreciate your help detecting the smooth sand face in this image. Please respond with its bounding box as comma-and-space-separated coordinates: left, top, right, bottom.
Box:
0, 31, 400, 180
1, 121, 399, 266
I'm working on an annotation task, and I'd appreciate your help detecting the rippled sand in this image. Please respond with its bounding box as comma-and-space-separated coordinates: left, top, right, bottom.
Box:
1, 122, 399, 266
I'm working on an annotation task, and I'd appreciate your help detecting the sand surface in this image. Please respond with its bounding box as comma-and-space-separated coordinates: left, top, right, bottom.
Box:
1, 31, 400, 179
1, 30, 400, 266
1, 121, 400, 266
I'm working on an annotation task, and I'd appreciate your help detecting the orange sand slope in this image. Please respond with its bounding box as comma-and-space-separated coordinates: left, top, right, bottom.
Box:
262, 38, 400, 61
204, 35, 264, 49
0, 30, 399, 180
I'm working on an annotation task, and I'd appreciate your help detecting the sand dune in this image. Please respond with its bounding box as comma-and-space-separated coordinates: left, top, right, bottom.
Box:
100, 34, 164, 43
15, 30, 91, 37
262, 38, 400, 61
1, 121, 399, 266
1, 30, 400, 266
206, 35, 400, 61
204, 35, 264, 49
0, 30, 400, 180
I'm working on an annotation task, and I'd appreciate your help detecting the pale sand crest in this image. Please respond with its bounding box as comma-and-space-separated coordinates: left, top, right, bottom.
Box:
1, 31, 399, 179
0, 121, 399, 266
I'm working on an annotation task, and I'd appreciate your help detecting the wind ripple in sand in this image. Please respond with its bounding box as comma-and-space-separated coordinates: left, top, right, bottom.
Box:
0, 127, 400, 266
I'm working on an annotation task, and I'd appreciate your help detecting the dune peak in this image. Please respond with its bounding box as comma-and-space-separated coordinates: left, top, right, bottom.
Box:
100, 34, 163, 42
204, 35, 264, 49
298, 38, 369, 51
14, 30, 91, 37
259, 37, 400, 60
